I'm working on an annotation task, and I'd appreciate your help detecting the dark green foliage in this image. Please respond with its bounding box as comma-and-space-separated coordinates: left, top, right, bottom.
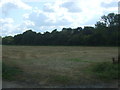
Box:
2, 63, 23, 80
91, 62, 119, 80
2, 36, 14, 45
2, 13, 119, 46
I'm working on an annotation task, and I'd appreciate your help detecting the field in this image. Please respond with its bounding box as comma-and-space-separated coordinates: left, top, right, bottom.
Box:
2, 46, 119, 88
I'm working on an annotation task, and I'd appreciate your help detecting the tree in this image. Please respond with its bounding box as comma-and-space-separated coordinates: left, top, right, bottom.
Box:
21, 30, 37, 45
2, 13, 119, 46
2, 36, 14, 45
95, 21, 106, 29
14, 34, 23, 45
100, 13, 117, 27
83, 26, 94, 35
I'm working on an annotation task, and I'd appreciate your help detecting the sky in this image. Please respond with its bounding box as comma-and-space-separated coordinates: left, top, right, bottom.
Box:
0, 0, 119, 36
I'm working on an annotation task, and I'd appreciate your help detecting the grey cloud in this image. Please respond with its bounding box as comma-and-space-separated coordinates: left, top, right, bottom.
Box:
43, 7, 54, 12
28, 12, 49, 26
54, 18, 72, 26
101, 1, 118, 8
1, 1, 31, 16
43, 4, 54, 12
27, 11, 72, 27
61, 2, 82, 13
2, 2, 18, 16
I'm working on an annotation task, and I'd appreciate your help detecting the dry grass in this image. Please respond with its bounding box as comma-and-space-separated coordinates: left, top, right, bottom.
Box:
2, 46, 118, 86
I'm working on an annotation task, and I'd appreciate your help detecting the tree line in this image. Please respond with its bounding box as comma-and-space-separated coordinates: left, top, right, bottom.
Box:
2, 13, 120, 46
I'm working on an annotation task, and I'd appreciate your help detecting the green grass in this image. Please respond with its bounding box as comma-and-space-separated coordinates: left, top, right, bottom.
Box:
2, 62, 23, 80
90, 62, 119, 80
69, 58, 91, 62
49, 75, 71, 85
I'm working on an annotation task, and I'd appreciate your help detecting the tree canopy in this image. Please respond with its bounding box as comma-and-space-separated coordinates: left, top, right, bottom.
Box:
2, 13, 120, 46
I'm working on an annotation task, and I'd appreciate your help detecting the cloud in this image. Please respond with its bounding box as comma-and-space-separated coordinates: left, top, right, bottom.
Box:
100, 0, 118, 4
23, 20, 35, 26
0, 0, 118, 36
101, 1, 118, 8
0, 0, 32, 16
61, 1, 82, 13
0, 18, 35, 36
0, 18, 16, 36
27, 11, 49, 26
100, 1, 118, 13
0, 18, 14, 24
18, 20, 35, 31
24, 8, 73, 27
1, 2, 17, 15
42, 3, 54, 12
